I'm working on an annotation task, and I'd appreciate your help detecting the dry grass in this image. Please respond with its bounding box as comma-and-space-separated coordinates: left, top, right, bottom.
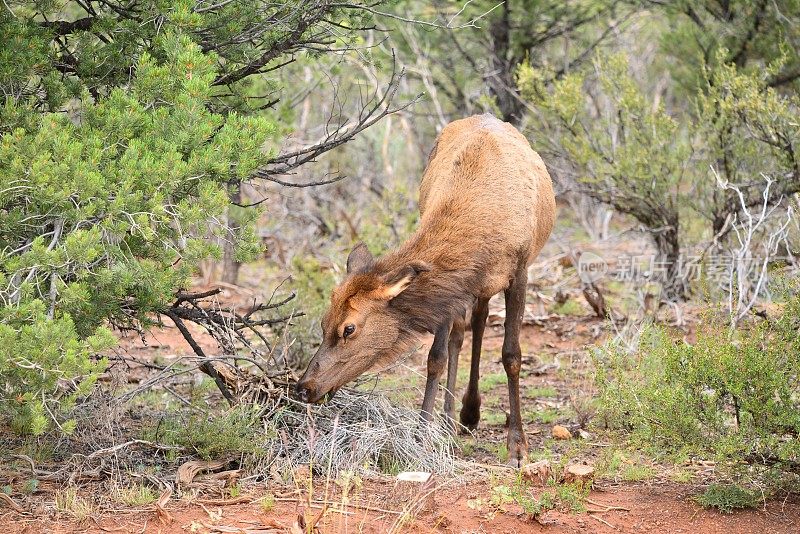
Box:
262, 388, 460, 475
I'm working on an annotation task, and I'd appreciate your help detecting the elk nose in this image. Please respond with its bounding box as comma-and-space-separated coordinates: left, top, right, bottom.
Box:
295, 381, 314, 403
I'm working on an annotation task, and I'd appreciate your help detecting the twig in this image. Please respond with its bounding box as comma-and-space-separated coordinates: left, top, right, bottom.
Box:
586, 498, 630, 511
86, 439, 182, 460
275, 497, 402, 515
588, 513, 616, 529
0, 493, 24, 513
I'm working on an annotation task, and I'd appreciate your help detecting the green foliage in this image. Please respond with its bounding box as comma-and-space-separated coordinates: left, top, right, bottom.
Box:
693, 51, 800, 231
655, 1, 800, 95
478, 371, 507, 393
259, 493, 276, 513
55, 486, 96, 520
1, 0, 385, 435
594, 296, 800, 483
524, 386, 558, 399
143, 405, 267, 460
488, 475, 588, 519
1, 32, 275, 435
356, 181, 419, 255
0, 310, 113, 435
0, 2, 370, 121
693, 483, 760, 514
550, 299, 584, 317
519, 53, 689, 261
389, 0, 622, 121
519, 53, 690, 221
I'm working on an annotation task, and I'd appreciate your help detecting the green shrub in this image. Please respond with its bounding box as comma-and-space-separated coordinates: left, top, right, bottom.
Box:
143, 405, 267, 460
0, 309, 113, 435
114, 484, 158, 507
594, 297, 800, 487
693, 484, 760, 514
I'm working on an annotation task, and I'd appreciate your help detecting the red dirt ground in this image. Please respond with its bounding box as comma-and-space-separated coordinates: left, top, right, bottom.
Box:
3, 481, 798, 533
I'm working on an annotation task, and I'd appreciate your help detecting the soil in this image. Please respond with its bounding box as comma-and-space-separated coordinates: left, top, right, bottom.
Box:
3, 480, 798, 533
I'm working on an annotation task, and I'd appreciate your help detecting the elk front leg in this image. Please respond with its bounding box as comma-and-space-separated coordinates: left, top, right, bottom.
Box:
502, 264, 528, 467
443, 316, 465, 432
420, 321, 452, 422
460, 297, 489, 430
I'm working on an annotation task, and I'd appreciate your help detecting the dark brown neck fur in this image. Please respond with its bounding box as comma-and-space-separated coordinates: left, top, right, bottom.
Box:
373, 205, 490, 337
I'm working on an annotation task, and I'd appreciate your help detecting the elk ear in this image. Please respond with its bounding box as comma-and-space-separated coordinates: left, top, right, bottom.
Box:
347, 242, 374, 274
377, 261, 432, 300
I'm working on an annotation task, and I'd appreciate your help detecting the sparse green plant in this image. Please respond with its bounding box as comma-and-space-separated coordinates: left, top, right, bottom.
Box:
524, 386, 558, 399
482, 410, 507, 427
377, 454, 403, 475
594, 448, 625, 478
533, 408, 560, 425
491, 474, 588, 519
259, 493, 276, 513
620, 464, 656, 482
459, 438, 476, 457
693, 484, 760, 513
227, 484, 242, 498
478, 371, 507, 393
55, 487, 96, 520
594, 293, 800, 492
528, 448, 555, 464
21, 479, 39, 495
669, 469, 694, 484
114, 484, 157, 507
494, 443, 509, 463
551, 299, 584, 317
552, 481, 589, 513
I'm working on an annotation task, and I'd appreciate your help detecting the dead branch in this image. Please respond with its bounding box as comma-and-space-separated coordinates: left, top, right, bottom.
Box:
156, 288, 300, 403
254, 52, 421, 183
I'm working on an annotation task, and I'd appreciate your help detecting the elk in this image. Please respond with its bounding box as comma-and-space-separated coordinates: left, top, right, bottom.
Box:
296, 114, 556, 466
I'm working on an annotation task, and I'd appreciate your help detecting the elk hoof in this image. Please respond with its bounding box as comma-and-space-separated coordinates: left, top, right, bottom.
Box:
459, 398, 481, 431
506, 430, 529, 468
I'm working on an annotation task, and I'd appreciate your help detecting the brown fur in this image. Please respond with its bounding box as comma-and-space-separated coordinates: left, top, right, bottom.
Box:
297, 115, 556, 460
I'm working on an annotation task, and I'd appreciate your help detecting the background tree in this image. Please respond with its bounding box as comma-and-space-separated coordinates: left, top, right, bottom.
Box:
650, 0, 800, 95
519, 54, 693, 300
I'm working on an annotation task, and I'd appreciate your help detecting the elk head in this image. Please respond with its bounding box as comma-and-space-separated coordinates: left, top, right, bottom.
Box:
295, 243, 430, 403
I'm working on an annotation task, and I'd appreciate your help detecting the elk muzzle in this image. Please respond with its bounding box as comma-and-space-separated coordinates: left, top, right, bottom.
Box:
295, 378, 338, 404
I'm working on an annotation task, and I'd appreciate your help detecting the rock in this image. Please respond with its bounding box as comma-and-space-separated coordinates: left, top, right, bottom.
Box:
521, 459, 551, 486
552, 425, 572, 440
578, 429, 592, 440
396, 471, 431, 483
563, 463, 594, 486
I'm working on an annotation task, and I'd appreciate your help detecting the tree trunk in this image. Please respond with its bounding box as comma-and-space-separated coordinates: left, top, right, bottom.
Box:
222, 183, 242, 285
653, 227, 687, 302
488, 3, 526, 125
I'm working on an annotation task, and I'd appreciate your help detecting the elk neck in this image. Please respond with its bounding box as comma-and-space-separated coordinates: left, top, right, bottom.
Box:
373, 216, 487, 335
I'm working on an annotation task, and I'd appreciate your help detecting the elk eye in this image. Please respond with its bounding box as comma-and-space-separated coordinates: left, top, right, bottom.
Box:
343, 324, 356, 339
